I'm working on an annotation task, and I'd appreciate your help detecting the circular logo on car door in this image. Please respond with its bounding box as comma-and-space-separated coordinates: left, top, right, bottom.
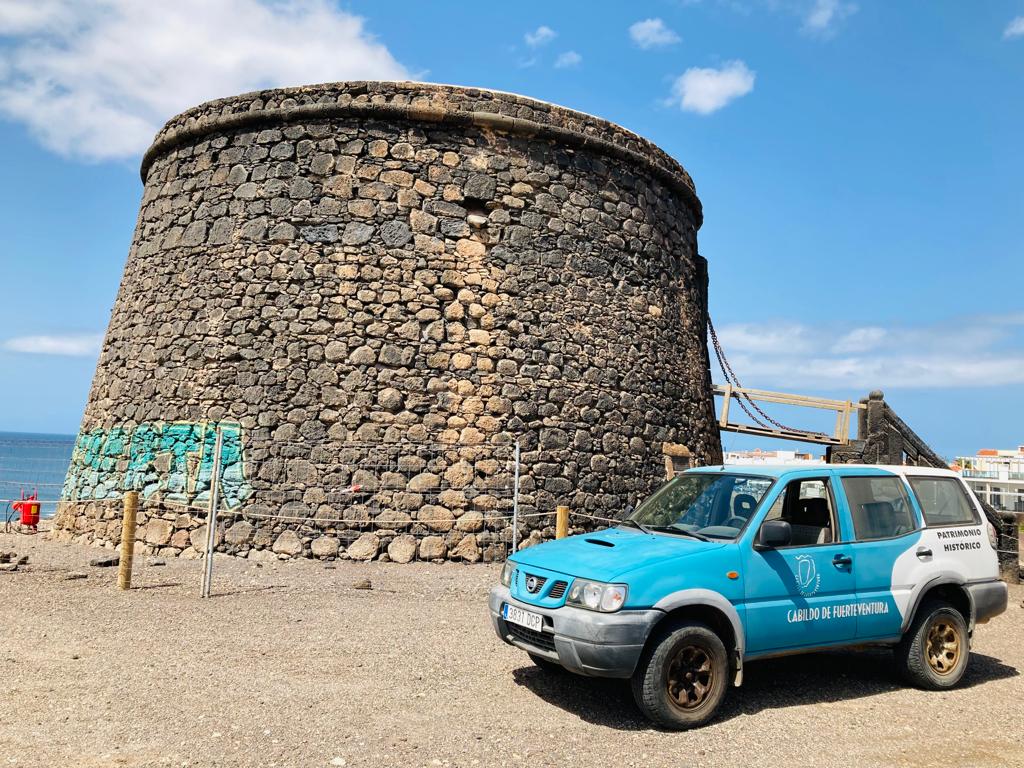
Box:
794, 554, 821, 597
525, 575, 540, 593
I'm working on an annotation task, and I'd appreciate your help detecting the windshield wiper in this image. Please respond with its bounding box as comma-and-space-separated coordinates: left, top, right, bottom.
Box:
647, 524, 711, 542
617, 518, 654, 535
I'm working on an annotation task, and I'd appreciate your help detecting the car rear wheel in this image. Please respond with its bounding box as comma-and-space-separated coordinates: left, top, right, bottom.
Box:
631, 622, 728, 730
895, 600, 970, 689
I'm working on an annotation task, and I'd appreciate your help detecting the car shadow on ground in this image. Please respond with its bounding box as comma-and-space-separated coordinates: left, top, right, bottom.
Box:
512, 649, 1019, 730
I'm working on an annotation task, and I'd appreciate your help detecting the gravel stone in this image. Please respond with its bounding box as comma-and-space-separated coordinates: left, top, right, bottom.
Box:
224, 521, 254, 546
386, 535, 417, 564
347, 533, 380, 561
310, 536, 340, 559
272, 530, 304, 556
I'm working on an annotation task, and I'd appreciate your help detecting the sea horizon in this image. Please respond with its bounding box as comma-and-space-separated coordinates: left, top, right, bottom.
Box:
0, 430, 77, 440
0, 431, 77, 517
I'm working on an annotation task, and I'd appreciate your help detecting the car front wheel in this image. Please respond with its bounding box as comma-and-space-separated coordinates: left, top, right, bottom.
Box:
631, 621, 728, 730
895, 600, 970, 689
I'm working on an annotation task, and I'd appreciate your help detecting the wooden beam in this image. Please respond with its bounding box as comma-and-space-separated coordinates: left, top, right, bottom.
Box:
719, 421, 845, 446
712, 384, 867, 412
713, 383, 865, 446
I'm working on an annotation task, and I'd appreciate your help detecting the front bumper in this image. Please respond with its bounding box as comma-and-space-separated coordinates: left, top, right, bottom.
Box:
968, 579, 1008, 624
488, 585, 661, 678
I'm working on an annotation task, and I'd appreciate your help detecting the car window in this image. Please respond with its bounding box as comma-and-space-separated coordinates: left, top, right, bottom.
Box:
729, 477, 773, 521
629, 473, 773, 539
842, 476, 917, 540
763, 478, 836, 546
907, 477, 978, 527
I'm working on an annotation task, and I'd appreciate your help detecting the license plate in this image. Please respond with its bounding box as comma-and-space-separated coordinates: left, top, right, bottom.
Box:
503, 603, 543, 632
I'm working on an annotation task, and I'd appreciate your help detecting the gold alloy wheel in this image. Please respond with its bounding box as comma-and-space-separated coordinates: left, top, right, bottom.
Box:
925, 617, 962, 675
666, 645, 714, 710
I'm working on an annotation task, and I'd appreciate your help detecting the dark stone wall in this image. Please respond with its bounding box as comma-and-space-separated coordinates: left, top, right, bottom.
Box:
55, 81, 721, 561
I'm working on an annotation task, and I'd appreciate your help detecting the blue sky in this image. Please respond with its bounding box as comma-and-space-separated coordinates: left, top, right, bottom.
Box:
0, 1, 1021, 460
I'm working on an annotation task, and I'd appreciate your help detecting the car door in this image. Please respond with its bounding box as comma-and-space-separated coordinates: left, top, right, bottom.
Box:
740, 474, 858, 655
836, 473, 923, 640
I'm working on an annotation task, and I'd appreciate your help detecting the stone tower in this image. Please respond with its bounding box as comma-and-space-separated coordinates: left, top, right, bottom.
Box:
56, 82, 722, 561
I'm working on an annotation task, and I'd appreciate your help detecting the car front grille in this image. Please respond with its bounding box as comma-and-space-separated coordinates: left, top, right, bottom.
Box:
521, 572, 548, 594
549, 581, 568, 599
507, 622, 556, 652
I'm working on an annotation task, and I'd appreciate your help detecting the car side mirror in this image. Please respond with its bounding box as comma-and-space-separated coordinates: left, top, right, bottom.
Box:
756, 520, 792, 549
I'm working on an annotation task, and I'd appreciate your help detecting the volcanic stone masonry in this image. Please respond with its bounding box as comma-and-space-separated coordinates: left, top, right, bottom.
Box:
54, 81, 722, 563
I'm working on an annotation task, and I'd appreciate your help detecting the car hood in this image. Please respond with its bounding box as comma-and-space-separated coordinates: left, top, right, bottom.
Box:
509, 526, 725, 582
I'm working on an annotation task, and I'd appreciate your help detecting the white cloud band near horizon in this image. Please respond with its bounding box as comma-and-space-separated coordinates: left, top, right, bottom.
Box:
711, 313, 1024, 389
0, 0, 408, 161
2, 333, 103, 357
668, 60, 755, 114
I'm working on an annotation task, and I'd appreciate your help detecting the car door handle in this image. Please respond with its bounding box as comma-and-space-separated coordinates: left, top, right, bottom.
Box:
832, 554, 852, 567
916, 547, 933, 559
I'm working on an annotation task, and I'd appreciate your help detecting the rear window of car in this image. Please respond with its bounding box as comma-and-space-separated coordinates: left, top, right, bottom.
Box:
841, 476, 917, 540
907, 476, 978, 527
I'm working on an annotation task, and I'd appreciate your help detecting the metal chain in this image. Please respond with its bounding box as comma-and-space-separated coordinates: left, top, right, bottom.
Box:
708, 316, 828, 437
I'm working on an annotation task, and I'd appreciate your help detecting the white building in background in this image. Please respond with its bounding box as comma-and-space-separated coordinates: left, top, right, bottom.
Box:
955, 447, 1024, 514
724, 449, 825, 466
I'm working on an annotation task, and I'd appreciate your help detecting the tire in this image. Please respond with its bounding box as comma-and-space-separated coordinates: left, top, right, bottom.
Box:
631, 622, 729, 730
895, 600, 970, 690
528, 652, 564, 673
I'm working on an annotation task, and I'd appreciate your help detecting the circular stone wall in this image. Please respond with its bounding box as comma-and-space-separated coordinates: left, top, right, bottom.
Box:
55, 81, 722, 562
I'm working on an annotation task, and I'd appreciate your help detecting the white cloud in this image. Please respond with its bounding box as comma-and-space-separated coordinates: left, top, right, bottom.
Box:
802, 0, 858, 38
709, 314, 1024, 389
2, 334, 103, 357
0, 0, 68, 34
667, 60, 755, 114
554, 51, 582, 69
1004, 16, 1024, 39
525, 25, 557, 47
716, 323, 816, 355
0, 0, 408, 161
832, 326, 886, 354
629, 18, 681, 49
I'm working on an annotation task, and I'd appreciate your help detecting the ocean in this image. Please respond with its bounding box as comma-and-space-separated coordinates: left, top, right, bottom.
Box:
0, 431, 76, 522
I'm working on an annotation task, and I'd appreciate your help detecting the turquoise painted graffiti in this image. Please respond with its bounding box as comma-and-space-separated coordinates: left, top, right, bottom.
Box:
61, 422, 251, 509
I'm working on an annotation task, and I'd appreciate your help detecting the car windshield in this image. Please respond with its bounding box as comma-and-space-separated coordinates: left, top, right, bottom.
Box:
626, 472, 774, 540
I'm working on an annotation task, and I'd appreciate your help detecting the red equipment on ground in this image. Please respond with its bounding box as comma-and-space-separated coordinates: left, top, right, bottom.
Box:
12, 491, 40, 529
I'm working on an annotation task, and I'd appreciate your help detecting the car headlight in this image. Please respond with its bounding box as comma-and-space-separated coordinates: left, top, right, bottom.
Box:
566, 579, 628, 612
500, 560, 516, 587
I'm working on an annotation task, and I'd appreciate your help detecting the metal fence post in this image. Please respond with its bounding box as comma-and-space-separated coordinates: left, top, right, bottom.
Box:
201, 428, 224, 599
511, 439, 520, 555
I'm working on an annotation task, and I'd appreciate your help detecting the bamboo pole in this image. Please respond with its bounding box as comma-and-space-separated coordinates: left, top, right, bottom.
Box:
555, 506, 569, 539
117, 491, 139, 590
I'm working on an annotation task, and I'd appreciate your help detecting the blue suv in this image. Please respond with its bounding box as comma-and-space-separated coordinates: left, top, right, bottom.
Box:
489, 465, 1008, 728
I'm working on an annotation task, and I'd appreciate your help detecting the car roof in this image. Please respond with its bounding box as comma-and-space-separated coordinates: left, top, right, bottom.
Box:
690, 464, 960, 480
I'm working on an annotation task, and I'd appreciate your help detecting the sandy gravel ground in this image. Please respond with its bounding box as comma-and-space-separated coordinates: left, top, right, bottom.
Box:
1, 530, 1021, 768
